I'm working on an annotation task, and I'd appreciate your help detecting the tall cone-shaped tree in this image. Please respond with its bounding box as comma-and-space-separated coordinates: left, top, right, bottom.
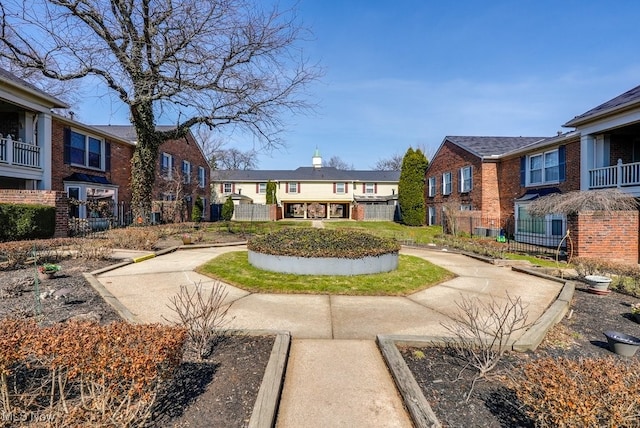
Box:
398, 148, 429, 226
0, 0, 319, 222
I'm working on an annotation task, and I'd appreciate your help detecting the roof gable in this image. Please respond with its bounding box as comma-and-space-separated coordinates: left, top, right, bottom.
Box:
0, 68, 68, 109
443, 136, 548, 158
564, 84, 640, 127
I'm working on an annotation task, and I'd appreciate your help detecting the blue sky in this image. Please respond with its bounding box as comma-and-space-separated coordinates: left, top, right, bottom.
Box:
79, 1, 640, 170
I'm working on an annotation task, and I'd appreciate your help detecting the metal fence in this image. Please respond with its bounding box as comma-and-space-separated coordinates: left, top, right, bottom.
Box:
68, 202, 133, 237
444, 214, 568, 257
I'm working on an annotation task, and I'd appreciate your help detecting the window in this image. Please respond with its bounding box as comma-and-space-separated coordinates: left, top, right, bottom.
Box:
460, 204, 472, 211
364, 183, 375, 194
442, 172, 452, 195
460, 166, 472, 193
65, 184, 117, 222
182, 160, 191, 183
515, 203, 566, 247
335, 182, 345, 193
528, 149, 559, 185
428, 177, 436, 197
428, 206, 436, 226
258, 183, 267, 194
288, 182, 298, 193
68, 187, 80, 218
223, 182, 232, 193
70, 130, 104, 169
198, 166, 206, 188
161, 153, 173, 179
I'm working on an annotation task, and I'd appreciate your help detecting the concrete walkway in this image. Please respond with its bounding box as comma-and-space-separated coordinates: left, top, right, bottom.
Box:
95, 246, 563, 427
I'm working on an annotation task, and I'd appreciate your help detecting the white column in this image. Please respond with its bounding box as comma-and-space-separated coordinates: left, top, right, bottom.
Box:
580, 134, 594, 191
37, 113, 52, 190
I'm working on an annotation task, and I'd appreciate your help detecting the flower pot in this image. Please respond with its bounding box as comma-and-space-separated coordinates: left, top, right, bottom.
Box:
604, 331, 640, 357
182, 237, 192, 245
38, 271, 56, 281
585, 275, 612, 295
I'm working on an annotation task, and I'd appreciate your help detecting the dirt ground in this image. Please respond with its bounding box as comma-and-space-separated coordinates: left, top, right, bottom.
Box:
0, 258, 273, 427
401, 283, 640, 427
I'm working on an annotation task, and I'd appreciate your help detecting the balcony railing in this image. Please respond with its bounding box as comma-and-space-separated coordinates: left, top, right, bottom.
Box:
0, 136, 41, 168
589, 159, 640, 189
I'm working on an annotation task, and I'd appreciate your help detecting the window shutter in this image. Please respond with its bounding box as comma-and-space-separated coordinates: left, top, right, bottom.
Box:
298, 182, 301, 192
520, 157, 526, 186
362, 183, 365, 192
374, 183, 378, 193
333, 182, 336, 193
558, 146, 566, 182
256, 183, 259, 193
63, 127, 71, 164
220, 184, 223, 193
345, 182, 348, 193
232, 183, 236, 193
285, 182, 288, 193
105, 142, 111, 171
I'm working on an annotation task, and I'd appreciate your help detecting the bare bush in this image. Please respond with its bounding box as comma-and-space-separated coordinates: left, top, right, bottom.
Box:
105, 227, 161, 250
514, 357, 640, 427
441, 293, 531, 401
166, 281, 233, 360
528, 189, 638, 216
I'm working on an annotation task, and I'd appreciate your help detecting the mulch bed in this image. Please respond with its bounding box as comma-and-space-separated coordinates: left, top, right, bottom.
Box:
0, 258, 274, 427
400, 284, 640, 427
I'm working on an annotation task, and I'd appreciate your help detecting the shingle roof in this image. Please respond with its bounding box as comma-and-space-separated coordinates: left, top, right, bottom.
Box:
444, 136, 549, 158
91, 125, 177, 142
0, 68, 68, 108
564, 84, 640, 127
212, 167, 400, 182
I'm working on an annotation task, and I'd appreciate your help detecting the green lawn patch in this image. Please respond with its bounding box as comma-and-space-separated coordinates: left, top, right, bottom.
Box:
196, 250, 454, 296
322, 221, 442, 244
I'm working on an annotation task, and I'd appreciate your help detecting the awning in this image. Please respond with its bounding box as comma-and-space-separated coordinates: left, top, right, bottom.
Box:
63, 173, 113, 185
514, 187, 560, 202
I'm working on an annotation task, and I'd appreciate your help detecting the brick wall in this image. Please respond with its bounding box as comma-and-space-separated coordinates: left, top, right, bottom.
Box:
155, 132, 211, 221
497, 139, 581, 218
567, 210, 639, 265
425, 141, 486, 225
51, 119, 134, 204
0, 190, 68, 237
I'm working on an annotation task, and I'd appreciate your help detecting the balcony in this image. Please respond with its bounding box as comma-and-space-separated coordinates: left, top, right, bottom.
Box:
0, 136, 41, 169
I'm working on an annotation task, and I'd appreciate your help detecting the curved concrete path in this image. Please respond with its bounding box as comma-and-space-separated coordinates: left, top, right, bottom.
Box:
95, 245, 563, 428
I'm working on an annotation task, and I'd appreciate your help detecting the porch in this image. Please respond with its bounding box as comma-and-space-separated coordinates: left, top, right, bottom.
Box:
0, 135, 41, 168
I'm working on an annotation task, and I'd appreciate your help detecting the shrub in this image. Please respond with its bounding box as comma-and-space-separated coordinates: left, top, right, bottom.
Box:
0, 203, 55, 241
247, 227, 400, 258
514, 357, 640, 427
192, 196, 204, 222
398, 147, 428, 226
221, 197, 234, 221
105, 226, 161, 250
0, 319, 186, 426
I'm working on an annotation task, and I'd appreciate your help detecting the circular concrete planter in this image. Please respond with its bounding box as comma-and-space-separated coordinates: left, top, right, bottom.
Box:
585, 275, 612, 295
604, 331, 640, 357
248, 250, 399, 276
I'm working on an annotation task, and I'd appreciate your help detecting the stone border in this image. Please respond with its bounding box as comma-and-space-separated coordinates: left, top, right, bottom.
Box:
84, 245, 289, 428
377, 277, 575, 428
248, 250, 399, 275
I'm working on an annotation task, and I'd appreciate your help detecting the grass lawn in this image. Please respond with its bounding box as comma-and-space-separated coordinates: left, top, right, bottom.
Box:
196, 250, 454, 296
322, 221, 442, 244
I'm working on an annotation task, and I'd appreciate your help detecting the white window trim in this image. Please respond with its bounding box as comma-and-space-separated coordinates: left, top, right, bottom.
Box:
460, 166, 472, 193
182, 160, 191, 183
223, 182, 232, 193
70, 129, 105, 170
64, 183, 118, 219
161, 153, 173, 179
364, 183, 375, 194
428, 177, 436, 197
288, 182, 298, 193
258, 182, 267, 194
442, 172, 452, 195
198, 166, 206, 188
336, 182, 346, 194
526, 149, 559, 186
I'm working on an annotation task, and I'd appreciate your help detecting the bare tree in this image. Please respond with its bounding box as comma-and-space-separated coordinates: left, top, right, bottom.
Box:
0, 0, 320, 221
325, 155, 353, 170
214, 147, 259, 170
374, 153, 403, 171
